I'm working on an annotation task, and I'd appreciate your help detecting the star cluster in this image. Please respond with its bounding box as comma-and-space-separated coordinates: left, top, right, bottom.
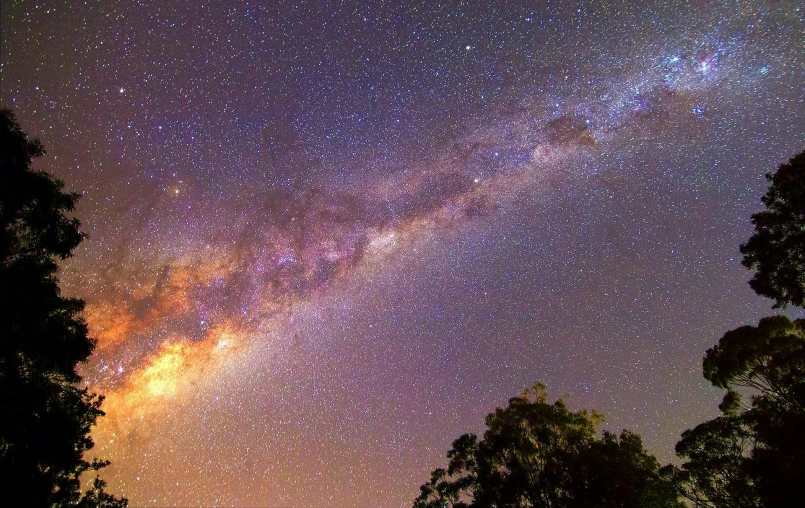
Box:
2, 1, 805, 505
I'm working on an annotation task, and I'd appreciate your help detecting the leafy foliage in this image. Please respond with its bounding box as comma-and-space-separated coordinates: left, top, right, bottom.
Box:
671, 316, 805, 507
740, 150, 805, 308
668, 151, 805, 507
670, 416, 760, 508
569, 430, 680, 508
0, 109, 126, 506
703, 315, 805, 412
414, 383, 681, 508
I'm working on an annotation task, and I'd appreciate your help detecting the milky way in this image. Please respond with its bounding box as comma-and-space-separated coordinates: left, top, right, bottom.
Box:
2, 1, 805, 505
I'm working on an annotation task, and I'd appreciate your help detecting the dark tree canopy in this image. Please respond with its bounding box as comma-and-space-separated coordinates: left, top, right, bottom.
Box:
740, 150, 805, 308
414, 383, 682, 508
670, 415, 760, 508
0, 109, 125, 506
671, 316, 805, 507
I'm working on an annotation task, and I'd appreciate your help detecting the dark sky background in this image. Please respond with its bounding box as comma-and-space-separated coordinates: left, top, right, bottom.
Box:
2, 0, 805, 505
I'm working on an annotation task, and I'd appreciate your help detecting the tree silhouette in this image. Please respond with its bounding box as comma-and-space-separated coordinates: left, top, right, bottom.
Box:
568, 430, 681, 508
669, 150, 805, 507
671, 316, 805, 507
741, 150, 805, 308
0, 109, 126, 506
414, 383, 681, 508
669, 414, 760, 507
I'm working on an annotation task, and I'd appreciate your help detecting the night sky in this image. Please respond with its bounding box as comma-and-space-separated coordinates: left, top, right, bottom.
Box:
2, 1, 805, 505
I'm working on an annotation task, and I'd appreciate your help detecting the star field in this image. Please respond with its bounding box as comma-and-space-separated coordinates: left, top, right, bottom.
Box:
2, 1, 805, 505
